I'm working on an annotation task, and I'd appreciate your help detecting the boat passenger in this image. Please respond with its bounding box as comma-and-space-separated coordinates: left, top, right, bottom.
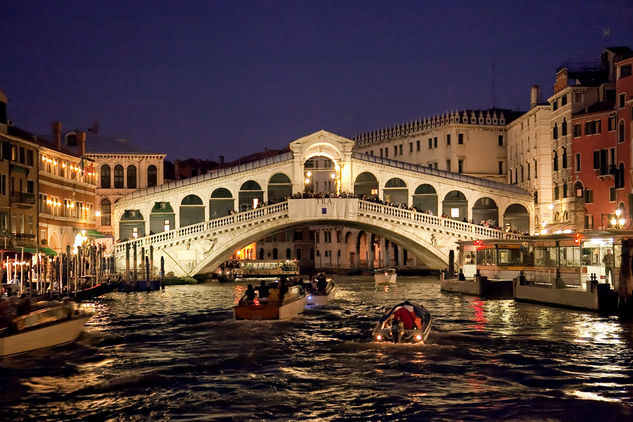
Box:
244, 284, 256, 302
316, 273, 327, 293
393, 306, 415, 330
257, 281, 270, 303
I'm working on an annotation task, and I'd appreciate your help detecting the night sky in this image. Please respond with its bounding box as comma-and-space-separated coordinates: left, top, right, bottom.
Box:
1, 0, 632, 161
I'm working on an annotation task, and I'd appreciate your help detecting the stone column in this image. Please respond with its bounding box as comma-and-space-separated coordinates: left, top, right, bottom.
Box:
384, 239, 390, 267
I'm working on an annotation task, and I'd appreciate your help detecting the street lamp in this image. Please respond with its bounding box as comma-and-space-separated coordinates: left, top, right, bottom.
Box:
610, 208, 626, 229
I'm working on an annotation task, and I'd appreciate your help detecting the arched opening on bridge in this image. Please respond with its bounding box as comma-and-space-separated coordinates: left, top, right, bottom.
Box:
268, 173, 292, 203
383, 178, 408, 205
503, 204, 530, 233
150, 202, 175, 234
119, 209, 145, 240
412, 184, 437, 214
210, 188, 234, 219
354, 172, 378, 199
304, 156, 338, 194
239, 180, 264, 211
472, 197, 499, 227
442, 190, 467, 220
180, 195, 205, 227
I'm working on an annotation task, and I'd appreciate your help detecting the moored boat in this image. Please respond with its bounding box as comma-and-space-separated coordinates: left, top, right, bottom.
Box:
306, 279, 336, 306
234, 284, 307, 320
0, 300, 91, 357
374, 268, 397, 285
372, 301, 432, 344
74, 279, 121, 301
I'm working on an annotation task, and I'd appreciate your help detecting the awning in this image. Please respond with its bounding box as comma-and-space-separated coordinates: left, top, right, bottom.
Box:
40, 247, 58, 256
84, 229, 107, 238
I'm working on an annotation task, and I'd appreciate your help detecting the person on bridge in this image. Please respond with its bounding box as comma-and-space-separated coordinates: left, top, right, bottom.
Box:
257, 281, 270, 303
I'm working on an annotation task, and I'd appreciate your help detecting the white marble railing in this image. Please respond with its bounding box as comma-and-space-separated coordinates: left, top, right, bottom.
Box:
114, 199, 524, 254
357, 201, 525, 240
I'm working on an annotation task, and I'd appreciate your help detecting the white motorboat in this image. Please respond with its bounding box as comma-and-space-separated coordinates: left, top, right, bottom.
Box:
372, 301, 432, 344
306, 279, 336, 306
0, 300, 91, 357
374, 268, 397, 285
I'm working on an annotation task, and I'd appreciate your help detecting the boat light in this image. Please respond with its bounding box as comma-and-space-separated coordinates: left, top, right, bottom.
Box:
254, 298, 259, 306
415, 334, 423, 341
376, 335, 383, 341
308, 295, 312, 300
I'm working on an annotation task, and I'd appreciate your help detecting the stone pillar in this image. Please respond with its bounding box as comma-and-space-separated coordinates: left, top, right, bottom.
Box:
368, 238, 375, 270
384, 239, 390, 267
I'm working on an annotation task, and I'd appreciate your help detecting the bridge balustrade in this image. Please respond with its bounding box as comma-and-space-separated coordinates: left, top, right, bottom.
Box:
115, 198, 523, 255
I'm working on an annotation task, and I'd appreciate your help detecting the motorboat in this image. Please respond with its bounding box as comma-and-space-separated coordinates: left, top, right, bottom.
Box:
0, 300, 91, 357
306, 279, 336, 306
372, 301, 432, 344
234, 284, 307, 320
74, 278, 121, 301
374, 268, 397, 285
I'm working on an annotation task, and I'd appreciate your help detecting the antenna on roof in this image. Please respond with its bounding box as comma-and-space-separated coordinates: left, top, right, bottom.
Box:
491, 55, 497, 109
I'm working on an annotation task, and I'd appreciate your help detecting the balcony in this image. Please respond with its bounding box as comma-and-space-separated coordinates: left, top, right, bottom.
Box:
10, 191, 35, 207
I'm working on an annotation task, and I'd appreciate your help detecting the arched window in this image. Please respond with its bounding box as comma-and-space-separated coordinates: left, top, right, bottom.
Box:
100, 198, 111, 226
553, 123, 558, 139
127, 165, 137, 189
100, 165, 111, 188
148, 165, 157, 187
114, 165, 124, 188
561, 118, 567, 136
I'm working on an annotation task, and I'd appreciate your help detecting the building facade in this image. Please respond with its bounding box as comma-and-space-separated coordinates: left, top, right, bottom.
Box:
38, 125, 98, 252
352, 109, 522, 184
571, 54, 633, 230
506, 86, 553, 232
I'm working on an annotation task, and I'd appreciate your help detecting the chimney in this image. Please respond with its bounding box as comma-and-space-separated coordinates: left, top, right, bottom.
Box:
219, 155, 224, 168
52, 121, 62, 150
530, 85, 540, 109
77, 130, 86, 156
174, 159, 180, 179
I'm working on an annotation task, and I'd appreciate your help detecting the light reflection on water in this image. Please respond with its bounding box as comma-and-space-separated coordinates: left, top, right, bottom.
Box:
1, 275, 632, 420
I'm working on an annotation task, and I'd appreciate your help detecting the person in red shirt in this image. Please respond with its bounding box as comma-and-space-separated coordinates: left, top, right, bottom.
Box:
393, 306, 414, 329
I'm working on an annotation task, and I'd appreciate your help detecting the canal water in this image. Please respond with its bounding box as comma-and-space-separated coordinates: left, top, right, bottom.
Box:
1, 276, 632, 421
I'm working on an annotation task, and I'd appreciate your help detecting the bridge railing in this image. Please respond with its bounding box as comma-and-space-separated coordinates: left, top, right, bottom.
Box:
358, 200, 525, 240
114, 199, 523, 255
114, 201, 290, 254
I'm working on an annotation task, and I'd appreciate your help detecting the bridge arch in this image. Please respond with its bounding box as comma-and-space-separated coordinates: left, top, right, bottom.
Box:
210, 188, 234, 220
268, 173, 292, 203
354, 172, 378, 198
239, 180, 264, 211
413, 184, 437, 215
442, 190, 467, 220
150, 201, 175, 234
383, 178, 408, 205
472, 197, 498, 226
503, 203, 529, 233
119, 209, 145, 240
180, 195, 205, 227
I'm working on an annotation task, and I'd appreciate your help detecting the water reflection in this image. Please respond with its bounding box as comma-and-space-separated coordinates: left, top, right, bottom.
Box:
1, 276, 632, 420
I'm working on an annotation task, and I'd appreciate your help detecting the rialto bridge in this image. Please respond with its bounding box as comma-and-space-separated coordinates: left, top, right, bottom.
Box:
112, 130, 532, 277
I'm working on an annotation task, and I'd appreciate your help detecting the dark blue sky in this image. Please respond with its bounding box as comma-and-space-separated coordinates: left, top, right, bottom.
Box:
1, 0, 632, 161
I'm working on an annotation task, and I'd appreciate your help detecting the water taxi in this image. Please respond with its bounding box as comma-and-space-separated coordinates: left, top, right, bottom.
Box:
0, 300, 91, 357
374, 268, 397, 285
233, 284, 307, 320
306, 279, 336, 306
372, 301, 432, 344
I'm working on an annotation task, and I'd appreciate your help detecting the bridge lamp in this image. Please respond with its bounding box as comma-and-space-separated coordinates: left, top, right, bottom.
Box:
330, 173, 336, 179
164, 219, 170, 232
306, 171, 312, 177
95, 210, 101, 217
305, 178, 311, 185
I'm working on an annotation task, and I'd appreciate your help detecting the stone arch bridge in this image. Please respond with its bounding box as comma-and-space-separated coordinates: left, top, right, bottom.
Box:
112, 130, 532, 277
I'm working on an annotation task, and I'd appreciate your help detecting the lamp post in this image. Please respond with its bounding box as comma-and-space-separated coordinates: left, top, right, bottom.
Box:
610, 208, 626, 229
